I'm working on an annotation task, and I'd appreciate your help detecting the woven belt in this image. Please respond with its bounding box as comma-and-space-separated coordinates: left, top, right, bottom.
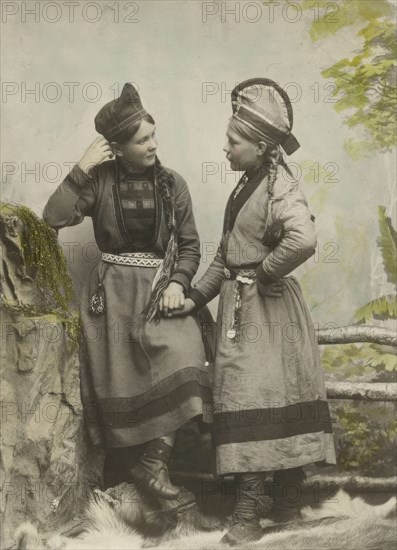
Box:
102, 252, 163, 267
224, 267, 256, 283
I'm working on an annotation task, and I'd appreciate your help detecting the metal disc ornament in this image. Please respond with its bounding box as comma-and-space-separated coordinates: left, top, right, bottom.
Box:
227, 328, 236, 339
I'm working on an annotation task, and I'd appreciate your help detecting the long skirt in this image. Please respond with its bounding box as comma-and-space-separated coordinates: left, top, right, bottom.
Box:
213, 275, 337, 475
79, 261, 212, 449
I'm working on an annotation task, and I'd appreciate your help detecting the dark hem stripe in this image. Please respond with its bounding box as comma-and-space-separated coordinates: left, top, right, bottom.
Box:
89, 366, 210, 413
213, 400, 333, 445
85, 380, 212, 429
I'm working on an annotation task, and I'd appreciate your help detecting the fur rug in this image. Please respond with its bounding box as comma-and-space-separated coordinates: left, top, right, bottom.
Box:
13, 482, 396, 550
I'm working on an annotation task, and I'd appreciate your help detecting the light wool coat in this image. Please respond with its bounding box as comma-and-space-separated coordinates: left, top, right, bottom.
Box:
190, 165, 337, 475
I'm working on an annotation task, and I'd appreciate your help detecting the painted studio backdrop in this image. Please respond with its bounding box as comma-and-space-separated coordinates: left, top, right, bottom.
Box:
1, 0, 396, 546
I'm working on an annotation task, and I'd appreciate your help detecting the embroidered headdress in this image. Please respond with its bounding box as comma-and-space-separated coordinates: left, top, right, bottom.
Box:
231, 78, 300, 155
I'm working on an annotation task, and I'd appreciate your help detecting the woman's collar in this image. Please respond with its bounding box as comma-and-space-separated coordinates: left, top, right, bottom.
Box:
117, 157, 153, 178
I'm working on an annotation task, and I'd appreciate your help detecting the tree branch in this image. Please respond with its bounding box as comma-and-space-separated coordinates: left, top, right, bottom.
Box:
326, 382, 397, 401
317, 325, 397, 347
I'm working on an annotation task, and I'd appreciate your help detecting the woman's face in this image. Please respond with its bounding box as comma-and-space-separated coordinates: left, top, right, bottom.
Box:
116, 119, 158, 169
223, 125, 264, 172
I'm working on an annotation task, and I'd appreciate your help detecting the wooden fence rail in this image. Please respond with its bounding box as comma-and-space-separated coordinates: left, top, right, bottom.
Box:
317, 326, 396, 347
326, 382, 397, 401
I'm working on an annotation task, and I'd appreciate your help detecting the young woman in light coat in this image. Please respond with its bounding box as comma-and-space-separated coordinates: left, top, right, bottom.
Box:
170, 78, 337, 545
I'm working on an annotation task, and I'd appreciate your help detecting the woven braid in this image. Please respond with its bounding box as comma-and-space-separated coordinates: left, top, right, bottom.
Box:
155, 157, 175, 228
267, 146, 281, 198
266, 146, 295, 197
141, 157, 179, 322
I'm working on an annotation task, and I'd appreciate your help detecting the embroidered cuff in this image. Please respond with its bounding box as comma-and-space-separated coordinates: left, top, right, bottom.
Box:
65, 164, 94, 195
188, 289, 208, 309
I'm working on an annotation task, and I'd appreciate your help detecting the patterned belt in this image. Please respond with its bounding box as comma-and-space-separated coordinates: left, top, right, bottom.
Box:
224, 267, 256, 284
102, 252, 163, 267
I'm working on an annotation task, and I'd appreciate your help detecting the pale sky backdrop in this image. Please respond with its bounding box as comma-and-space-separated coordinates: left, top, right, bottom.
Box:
2, 0, 396, 326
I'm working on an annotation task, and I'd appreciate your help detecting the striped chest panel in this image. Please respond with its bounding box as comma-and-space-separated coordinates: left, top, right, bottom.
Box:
118, 175, 156, 245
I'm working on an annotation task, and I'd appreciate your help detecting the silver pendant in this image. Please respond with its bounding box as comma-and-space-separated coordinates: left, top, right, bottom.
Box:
227, 329, 236, 339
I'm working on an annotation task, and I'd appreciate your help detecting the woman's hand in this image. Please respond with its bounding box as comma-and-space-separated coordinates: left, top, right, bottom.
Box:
78, 137, 114, 174
160, 282, 186, 316
164, 298, 196, 318
257, 279, 286, 298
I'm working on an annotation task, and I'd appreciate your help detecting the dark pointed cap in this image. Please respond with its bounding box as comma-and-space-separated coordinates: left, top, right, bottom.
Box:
95, 83, 148, 141
231, 78, 300, 155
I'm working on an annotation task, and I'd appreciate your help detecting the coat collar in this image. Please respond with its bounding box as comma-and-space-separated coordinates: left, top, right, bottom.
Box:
224, 163, 270, 233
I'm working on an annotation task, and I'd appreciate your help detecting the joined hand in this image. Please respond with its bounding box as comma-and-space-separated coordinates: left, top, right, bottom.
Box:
160, 282, 186, 316
163, 297, 196, 318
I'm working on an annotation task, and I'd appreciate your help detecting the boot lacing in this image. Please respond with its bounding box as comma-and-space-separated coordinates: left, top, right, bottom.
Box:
233, 476, 273, 524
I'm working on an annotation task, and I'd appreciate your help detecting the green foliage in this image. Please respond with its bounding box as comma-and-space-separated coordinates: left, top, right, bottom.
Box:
62, 311, 82, 352
7, 204, 74, 311
321, 22, 397, 155
300, 0, 394, 41
334, 402, 397, 474
305, 204, 397, 475
269, 1, 396, 155
344, 139, 376, 160
298, 159, 339, 213
322, 342, 397, 379
299, 0, 397, 156
354, 206, 397, 323
377, 206, 397, 287
1, 300, 81, 352
0, 203, 79, 349
321, 203, 397, 472
354, 294, 397, 324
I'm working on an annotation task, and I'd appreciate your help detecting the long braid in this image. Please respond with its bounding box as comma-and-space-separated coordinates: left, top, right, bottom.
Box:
142, 157, 179, 323
264, 146, 285, 242
155, 158, 174, 229
266, 146, 281, 199
278, 152, 294, 180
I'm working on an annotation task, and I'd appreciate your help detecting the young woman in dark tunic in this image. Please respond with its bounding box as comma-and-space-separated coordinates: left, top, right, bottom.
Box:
43, 83, 212, 501
170, 78, 337, 544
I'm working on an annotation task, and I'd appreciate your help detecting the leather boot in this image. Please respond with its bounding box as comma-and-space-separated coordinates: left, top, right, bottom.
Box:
103, 446, 141, 489
220, 473, 272, 546
129, 438, 180, 500
269, 467, 306, 523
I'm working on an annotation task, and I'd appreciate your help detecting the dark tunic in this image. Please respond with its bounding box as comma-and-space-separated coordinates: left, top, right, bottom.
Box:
190, 164, 337, 475
117, 166, 156, 247
43, 160, 212, 449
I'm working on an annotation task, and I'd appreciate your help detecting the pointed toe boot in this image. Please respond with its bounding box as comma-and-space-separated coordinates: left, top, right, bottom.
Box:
129, 438, 180, 500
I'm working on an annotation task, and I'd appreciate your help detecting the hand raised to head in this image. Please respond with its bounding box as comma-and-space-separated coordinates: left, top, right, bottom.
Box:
78, 137, 114, 174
